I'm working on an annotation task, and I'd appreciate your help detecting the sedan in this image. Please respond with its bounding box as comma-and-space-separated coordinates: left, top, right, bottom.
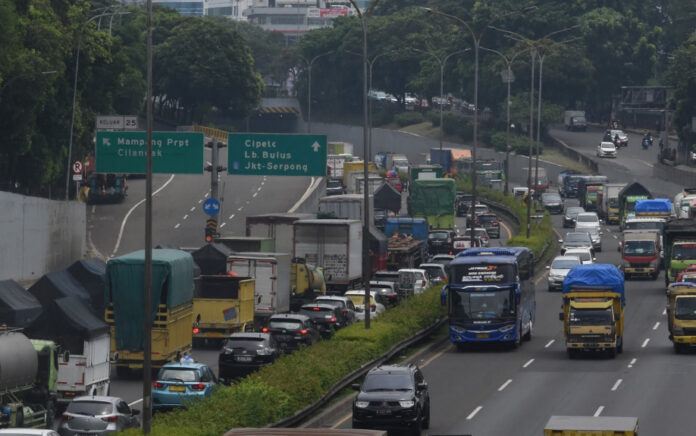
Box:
218, 333, 280, 381
603, 129, 629, 147
59, 396, 140, 436
152, 362, 218, 411
597, 141, 618, 158
541, 192, 564, 214
563, 206, 585, 228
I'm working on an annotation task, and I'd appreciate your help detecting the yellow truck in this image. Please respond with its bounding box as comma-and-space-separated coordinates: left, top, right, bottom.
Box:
560, 264, 625, 358
192, 275, 255, 347
343, 161, 374, 186
105, 249, 194, 377
666, 282, 696, 353
544, 416, 638, 435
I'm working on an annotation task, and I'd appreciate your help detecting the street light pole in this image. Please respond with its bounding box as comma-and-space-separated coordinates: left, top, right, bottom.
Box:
300, 50, 334, 133
526, 48, 535, 238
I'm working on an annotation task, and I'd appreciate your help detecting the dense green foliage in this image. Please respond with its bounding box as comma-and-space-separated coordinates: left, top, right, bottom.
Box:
121, 286, 446, 435
394, 111, 423, 126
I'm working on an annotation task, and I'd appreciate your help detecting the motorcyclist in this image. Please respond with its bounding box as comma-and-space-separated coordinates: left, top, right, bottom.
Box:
614, 134, 621, 148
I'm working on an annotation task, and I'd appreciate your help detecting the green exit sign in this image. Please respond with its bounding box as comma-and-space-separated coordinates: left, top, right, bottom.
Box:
95, 131, 204, 174
228, 133, 327, 176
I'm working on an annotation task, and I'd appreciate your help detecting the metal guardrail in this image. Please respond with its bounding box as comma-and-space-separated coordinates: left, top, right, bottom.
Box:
270, 317, 448, 428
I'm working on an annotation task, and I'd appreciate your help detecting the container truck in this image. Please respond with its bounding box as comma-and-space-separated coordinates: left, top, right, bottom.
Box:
544, 416, 638, 435
319, 194, 373, 223
327, 141, 354, 156
343, 161, 375, 186
663, 218, 696, 285
294, 219, 363, 294
409, 164, 443, 181
192, 275, 255, 347
387, 154, 409, 173
105, 249, 194, 377
227, 253, 292, 317
602, 182, 626, 223
560, 264, 625, 358
407, 178, 456, 229
246, 213, 313, 255
666, 282, 696, 353
0, 329, 59, 429
429, 149, 453, 175
327, 154, 349, 180
673, 187, 696, 219
563, 110, 587, 131
351, 173, 384, 195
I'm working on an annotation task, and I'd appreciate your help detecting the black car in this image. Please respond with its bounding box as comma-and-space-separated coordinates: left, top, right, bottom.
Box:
541, 192, 564, 214
563, 206, 585, 228
427, 229, 455, 255
298, 303, 347, 338
352, 364, 430, 434
476, 213, 500, 238
456, 193, 473, 217
326, 179, 345, 196
374, 208, 387, 230
263, 314, 321, 353
218, 332, 280, 381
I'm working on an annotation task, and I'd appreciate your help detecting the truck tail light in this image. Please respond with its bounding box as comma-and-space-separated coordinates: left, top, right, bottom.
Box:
192, 327, 200, 334
421, 280, 426, 287
191, 383, 206, 391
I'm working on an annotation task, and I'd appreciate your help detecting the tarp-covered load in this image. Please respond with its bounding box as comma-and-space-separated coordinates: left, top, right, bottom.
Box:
635, 198, 672, 214
28, 270, 98, 315
563, 264, 625, 305
106, 249, 194, 350
25, 296, 109, 354
618, 182, 652, 202
191, 243, 234, 275
407, 178, 456, 216
0, 280, 42, 327
67, 258, 106, 315
374, 182, 401, 213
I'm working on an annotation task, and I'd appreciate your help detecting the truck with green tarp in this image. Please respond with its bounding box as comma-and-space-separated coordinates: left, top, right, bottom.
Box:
105, 249, 194, 377
407, 178, 456, 230
617, 182, 652, 229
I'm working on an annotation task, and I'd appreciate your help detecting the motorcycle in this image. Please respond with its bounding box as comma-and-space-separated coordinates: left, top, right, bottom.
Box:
642, 138, 650, 149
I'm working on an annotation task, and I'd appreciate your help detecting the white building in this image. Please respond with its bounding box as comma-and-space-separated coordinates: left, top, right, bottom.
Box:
153, 0, 205, 16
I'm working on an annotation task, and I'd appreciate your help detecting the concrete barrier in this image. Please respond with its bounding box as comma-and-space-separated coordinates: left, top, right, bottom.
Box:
653, 162, 696, 187
0, 192, 85, 282
548, 136, 599, 173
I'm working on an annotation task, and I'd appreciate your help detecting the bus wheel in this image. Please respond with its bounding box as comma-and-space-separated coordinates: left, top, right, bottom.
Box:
523, 321, 532, 342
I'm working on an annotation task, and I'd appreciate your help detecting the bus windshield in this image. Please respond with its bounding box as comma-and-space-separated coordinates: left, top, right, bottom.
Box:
450, 288, 515, 320
450, 263, 516, 284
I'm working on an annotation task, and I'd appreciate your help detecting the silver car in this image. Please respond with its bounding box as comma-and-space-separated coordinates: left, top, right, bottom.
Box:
546, 255, 582, 291
58, 396, 140, 436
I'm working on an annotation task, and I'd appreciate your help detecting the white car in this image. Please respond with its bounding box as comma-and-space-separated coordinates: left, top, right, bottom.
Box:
546, 255, 582, 291
0, 431, 60, 436
397, 268, 430, 296
563, 247, 595, 264
429, 254, 455, 266
462, 227, 490, 247
574, 212, 600, 229
597, 141, 617, 158
344, 290, 386, 321
419, 263, 447, 284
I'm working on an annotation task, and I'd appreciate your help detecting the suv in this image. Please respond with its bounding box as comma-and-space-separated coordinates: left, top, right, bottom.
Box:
541, 192, 564, 214
263, 314, 321, 352
352, 364, 430, 433
314, 295, 358, 325
298, 303, 348, 338
560, 232, 594, 255
456, 193, 473, 217
218, 332, 280, 381
476, 213, 500, 238
427, 229, 455, 255
368, 280, 399, 308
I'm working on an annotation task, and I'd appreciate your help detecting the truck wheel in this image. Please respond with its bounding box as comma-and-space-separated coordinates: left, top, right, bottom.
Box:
45, 400, 55, 428
512, 323, 522, 348
14, 407, 24, 427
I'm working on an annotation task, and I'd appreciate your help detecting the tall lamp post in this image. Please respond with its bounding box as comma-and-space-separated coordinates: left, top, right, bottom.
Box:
65, 9, 128, 200
478, 46, 529, 195
348, 0, 379, 329
412, 48, 471, 153
422, 6, 535, 245
300, 50, 334, 133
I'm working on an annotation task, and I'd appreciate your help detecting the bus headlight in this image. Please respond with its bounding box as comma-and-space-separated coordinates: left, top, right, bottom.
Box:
499, 324, 515, 332
451, 325, 466, 334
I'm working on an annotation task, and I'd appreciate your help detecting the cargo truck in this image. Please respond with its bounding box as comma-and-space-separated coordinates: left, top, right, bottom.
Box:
429, 149, 453, 175
407, 178, 456, 230
409, 164, 443, 181
383, 218, 428, 270
228, 253, 292, 317
214, 236, 275, 253
666, 282, 696, 353
343, 161, 375, 186
328, 141, 354, 156
663, 218, 696, 285
620, 231, 660, 280
635, 198, 672, 219
544, 416, 638, 435
0, 329, 58, 429
351, 173, 384, 195
293, 219, 363, 294
327, 154, 349, 180
563, 110, 587, 131
246, 213, 313, 255
602, 182, 627, 223
577, 176, 608, 212
192, 275, 255, 347
560, 264, 625, 358
105, 249, 194, 377
387, 154, 409, 173
558, 171, 586, 198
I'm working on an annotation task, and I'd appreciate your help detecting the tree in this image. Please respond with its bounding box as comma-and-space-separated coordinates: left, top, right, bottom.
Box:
667, 31, 696, 147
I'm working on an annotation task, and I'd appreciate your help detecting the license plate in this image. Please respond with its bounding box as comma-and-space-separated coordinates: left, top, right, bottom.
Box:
376, 409, 392, 415
476, 333, 489, 338
235, 356, 253, 362
169, 385, 186, 392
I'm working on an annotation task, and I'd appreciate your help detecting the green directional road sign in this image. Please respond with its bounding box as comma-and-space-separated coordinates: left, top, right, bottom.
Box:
227, 133, 327, 176
95, 131, 204, 174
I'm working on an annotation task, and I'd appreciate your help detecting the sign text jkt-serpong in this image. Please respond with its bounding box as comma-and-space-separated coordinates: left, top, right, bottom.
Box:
228, 133, 327, 176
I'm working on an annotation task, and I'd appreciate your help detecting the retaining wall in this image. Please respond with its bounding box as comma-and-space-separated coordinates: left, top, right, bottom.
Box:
0, 192, 85, 282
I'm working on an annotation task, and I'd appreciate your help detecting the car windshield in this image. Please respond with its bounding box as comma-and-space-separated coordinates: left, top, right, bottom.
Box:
569, 308, 612, 325
567, 251, 591, 262
673, 244, 696, 260
224, 337, 266, 351
362, 373, 413, 392
399, 272, 423, 286
157, 368, 200, 382
552, 259, 580, 269
624, 221, 663, 231
543, 194, 561, 202
450, 263, 516, 284
565, 233, 590, 242
477, 215, 497, 224
624, 240, 656, 256
566, 208, 584, 217
67, 401, 113, 416
269, 320, 303, 330
429, 232, 449, 239
431, 258, 452, 266
464, 229, 487, 237
676, 297, 696, 320
587, 228, 600, 237
450, 288, 516, 319
577, 214, 598, 223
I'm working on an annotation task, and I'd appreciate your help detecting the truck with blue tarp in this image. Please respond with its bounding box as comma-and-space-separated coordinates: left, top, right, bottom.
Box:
105, 249, 194, 377
407, 178, 456, 230
383, 218, 427, 270
429, 149, 453, 175
560, 264, 625, 358
558, 170, 586, 198
635, 198, 672, 218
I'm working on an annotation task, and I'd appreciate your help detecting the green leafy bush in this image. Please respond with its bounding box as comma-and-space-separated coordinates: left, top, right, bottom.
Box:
442, 112, 473, 140
427, 110, 441, 127
372, 104, 397, 126
488, 131, 542, 155
394, 111, 424, 127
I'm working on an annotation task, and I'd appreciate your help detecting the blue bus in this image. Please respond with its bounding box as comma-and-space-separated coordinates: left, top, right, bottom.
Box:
441, 247, 535, 348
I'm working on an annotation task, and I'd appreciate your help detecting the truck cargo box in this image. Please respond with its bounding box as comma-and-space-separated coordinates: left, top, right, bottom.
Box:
0, 280, 42, 327
246, 213, 313, 254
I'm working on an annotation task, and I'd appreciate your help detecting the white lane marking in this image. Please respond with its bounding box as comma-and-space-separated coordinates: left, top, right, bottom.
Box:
663, 308, 667, 315
174, 223, 180, 229
611, 379, 622, 391
198, 199, 203, 204
229, 214, 235, 220
206, 161, 211, 166
253, 192, 258, 198
288, 177, 319, 213
399, 130, 421, 137
257, 186, 262, 191
91, 205, 96, 213
653, 322, 660, 330
183, 214, 189, 220
628, 358, 637, 368
111, 174, 175, 256
638, 160, 653, 167
261, 181, 265, 186
545, 339, 555, 348
220, 222, 226, 228
246, 200, 250, 204
523, 359, 534, 368
204, 192, 209, 198
128, 398, 143, 407
612, 235, 618, 239
238, 207, 243, 211
641, 338, 650, 348
498, 379, 512, 391
466, 406, 483, 420
594, 406, 604, 417
190, 206, 196, 212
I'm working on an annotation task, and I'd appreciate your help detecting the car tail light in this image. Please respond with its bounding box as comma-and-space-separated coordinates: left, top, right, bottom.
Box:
342, 309, 348, 313
370, 304, 376, 311
192, 327, 199, 334
449, 251, 453, 255
101, 415, 119, 423
313, 307, 320, 311
262, 327, 269, 333
191, 383, 206, 391
441, 275, 446, 281
421, 280, 426, 287
61, 414, 73, 421
153, 381, 164, 389
330, 317, 336, 323
300, 329, 308, 335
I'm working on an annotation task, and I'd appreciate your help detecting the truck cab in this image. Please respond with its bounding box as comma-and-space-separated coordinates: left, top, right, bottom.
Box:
666, 282, 696, 353
621, 231, 660, 280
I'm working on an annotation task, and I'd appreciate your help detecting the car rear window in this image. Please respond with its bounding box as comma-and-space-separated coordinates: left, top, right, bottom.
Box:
315, 299, 343, 308
67, 401, 113, 416
269, 320, 303, 330
224, 337, 266, 350
157, 368, 200, 382
300, 306, 333, 315
477, 215, 497, 223
429, 232, 450, 239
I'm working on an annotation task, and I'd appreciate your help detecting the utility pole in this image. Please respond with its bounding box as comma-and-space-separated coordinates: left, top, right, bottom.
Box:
204, 139, 227, 242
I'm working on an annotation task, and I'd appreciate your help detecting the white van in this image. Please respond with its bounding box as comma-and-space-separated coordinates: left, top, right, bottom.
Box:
397, 269, 430, 297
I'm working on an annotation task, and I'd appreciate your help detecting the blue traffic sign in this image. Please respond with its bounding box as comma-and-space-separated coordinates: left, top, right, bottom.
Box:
202, 198, 221, 216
